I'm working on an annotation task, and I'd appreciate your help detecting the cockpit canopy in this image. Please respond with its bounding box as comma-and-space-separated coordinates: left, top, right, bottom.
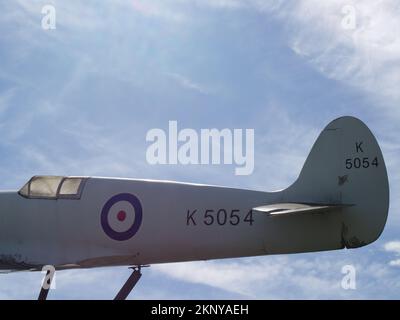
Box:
19, 176, 87, 199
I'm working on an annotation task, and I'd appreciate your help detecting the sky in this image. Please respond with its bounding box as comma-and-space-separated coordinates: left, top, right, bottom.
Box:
0, 0, 399, 299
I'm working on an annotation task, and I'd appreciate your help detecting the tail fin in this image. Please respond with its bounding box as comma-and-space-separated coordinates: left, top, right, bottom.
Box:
285, 116, 389, 248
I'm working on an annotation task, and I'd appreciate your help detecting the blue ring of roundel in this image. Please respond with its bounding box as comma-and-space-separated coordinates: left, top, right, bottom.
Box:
101, 193, 143, 241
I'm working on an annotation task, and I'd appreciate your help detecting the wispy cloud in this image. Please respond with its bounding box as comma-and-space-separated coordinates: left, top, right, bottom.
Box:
130, 0, 186, 21
153, 251, 400, 299
279, 1, 400, 115
167, 72, 209, 94
188, 0, 246, 10
162, 0, 400, 115
0, 88, 15, 114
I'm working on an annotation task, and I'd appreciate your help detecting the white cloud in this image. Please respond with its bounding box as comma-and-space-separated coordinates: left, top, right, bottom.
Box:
389, 260, 400, 267
384, 241, 400, 254
153, 259, 277, 297
384, 241, 400, 267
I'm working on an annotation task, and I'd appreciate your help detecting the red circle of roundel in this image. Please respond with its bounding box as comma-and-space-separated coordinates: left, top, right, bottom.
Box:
117, 210, 127, 222
101, 193, 143, 241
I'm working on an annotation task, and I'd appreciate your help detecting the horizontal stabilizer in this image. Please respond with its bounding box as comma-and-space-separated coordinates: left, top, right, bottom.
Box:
252, 203, 351, 217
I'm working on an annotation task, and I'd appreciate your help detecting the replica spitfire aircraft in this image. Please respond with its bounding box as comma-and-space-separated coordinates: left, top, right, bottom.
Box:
0, 116, 389, 299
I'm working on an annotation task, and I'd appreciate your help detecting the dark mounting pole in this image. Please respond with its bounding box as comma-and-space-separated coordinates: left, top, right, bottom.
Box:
38, 270, 52, 301
114, 266, 143, 300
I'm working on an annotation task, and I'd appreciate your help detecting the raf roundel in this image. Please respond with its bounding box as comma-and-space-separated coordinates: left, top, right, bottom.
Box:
101, 193, 143, 241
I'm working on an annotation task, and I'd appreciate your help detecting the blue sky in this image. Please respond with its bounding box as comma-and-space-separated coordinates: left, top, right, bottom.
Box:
0, 0, 399, 299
